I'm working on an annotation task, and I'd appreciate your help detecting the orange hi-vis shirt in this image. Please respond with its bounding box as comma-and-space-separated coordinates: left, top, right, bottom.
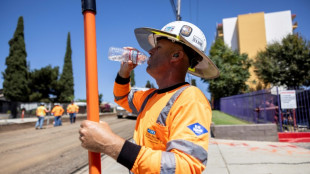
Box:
67, 104, 79, 113
36, 106, 48, 117
114, 77, 212, 174
51, 106, 64, 116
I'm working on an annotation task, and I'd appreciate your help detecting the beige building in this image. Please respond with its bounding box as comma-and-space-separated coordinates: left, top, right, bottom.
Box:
216, 10, 297, 90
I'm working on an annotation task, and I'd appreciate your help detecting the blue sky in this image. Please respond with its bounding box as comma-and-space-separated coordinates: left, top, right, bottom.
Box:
1, 0, 309, 104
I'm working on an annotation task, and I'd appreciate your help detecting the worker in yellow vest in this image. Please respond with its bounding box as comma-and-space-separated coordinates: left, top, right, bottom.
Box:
67, 101, 79, 124
51, 103, 64, 127
35, 103, 49, 129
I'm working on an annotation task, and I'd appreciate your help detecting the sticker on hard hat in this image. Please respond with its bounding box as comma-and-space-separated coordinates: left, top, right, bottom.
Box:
163, 26, 175, 32
180, 25, 192, 37
192, 35, 203, 47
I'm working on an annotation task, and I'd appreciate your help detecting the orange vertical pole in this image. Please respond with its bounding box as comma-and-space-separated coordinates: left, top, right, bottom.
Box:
81, 0, 101, 173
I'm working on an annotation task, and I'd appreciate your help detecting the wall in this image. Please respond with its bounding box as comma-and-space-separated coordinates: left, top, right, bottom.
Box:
223, 17, 239, 51
211, 124, 279, 142
265, 10, 293, 44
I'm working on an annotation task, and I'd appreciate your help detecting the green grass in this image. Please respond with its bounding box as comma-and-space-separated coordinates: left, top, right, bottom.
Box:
212, 110, 251, 125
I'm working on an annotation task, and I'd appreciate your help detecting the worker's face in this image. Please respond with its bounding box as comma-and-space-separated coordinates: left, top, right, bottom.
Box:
146, 39, 175, 76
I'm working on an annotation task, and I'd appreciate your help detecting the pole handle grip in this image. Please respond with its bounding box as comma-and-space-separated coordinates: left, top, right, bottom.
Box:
82, 0, 96, 14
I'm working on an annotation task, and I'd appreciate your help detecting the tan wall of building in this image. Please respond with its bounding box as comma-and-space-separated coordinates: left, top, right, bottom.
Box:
237, 12, 267, 89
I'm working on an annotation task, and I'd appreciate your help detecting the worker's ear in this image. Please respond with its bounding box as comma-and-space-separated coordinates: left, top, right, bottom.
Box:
170, 51, 184, 63
173, 53, 179, 57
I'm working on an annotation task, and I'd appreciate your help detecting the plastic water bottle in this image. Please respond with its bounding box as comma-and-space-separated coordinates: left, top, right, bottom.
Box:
108, 47, 148, 65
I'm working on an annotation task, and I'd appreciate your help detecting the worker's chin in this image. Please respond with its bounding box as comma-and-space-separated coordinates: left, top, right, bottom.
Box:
146, 65, 154, 76
146, 66, 150, 73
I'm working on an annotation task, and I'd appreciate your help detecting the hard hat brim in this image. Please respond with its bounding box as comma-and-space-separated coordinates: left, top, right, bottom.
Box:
134, 27, 219, 79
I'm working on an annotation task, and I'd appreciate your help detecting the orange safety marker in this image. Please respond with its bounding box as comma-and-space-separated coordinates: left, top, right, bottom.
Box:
81, 0, 101, 173
21, 109, 25, 121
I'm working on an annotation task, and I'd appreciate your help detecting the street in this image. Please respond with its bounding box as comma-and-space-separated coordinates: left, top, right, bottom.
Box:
0, 115, 136, 174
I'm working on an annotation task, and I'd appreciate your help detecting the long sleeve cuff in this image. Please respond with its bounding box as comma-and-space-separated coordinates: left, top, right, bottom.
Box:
115, 73, 130, 84
117, 140, 141, 170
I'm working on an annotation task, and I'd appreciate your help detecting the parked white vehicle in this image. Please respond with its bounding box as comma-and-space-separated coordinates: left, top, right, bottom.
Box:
116, 106, 137, 119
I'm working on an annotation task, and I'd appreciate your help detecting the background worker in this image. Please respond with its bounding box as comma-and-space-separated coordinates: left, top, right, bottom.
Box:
79, 21, 219, 173
67, 101, 79, 124
35, 103, 49, 129
51, 103, 64, 127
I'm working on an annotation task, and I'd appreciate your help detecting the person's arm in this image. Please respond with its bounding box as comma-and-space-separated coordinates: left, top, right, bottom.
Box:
76, 105, 79, 113
51, 108, 55, 115
113, 60, 148, 113
61, 108, 64, 115
79, 59, 138, 159
113, 73, 155, 114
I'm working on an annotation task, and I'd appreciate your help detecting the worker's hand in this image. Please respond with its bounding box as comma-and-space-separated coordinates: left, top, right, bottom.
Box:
79, 120, 125, 160
118, 47, 138, 78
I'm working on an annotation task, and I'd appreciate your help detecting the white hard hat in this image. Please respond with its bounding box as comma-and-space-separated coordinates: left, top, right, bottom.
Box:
134, 21, 219, 79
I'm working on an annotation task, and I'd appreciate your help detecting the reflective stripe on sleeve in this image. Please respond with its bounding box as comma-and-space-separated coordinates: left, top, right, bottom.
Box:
157, 86, 190, 126
114, 93, 129, 101
161, 151, 176, 174
128, 90, 139, 115
167, 139, 208, 166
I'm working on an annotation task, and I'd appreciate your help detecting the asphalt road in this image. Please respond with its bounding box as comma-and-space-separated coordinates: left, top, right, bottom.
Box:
0, 114, 136, 174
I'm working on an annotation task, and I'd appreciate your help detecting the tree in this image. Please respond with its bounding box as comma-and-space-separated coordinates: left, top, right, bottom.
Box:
254, 34, 310, 88
130, 70, 135, 87
145, 80, 151, 88
145, 80, 155, 88
58, 32, 74, 102
2, 16, 29, 118
191, 79, 197, 86
202, 38, 251, 100
99, 93, 103, 105
2, 16, 29, 102
28, 65, 59, 102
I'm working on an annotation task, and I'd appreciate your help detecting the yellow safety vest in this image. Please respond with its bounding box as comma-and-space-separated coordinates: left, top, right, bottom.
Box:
67, 104, 79, 113
51, 106, 64, 116
36, 106, 47, 117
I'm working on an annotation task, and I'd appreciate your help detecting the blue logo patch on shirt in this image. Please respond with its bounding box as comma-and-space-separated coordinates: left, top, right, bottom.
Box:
187, 123, 208, 136
147, 128, 156, 135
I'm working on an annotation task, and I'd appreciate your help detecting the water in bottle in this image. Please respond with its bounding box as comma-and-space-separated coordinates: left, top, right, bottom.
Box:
108, 47, 148, 65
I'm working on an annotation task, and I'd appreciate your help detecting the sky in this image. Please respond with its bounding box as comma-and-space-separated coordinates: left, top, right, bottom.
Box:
1, 0, 310, 104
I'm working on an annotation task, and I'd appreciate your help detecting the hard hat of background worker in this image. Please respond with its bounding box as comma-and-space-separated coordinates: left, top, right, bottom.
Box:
134, 21, 219, 79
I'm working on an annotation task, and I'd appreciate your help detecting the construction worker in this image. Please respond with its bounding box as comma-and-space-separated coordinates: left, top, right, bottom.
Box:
79, 21, 219, 173
51, 103, 64, 127
35, 103, 49, 129
67, 101, 79, 124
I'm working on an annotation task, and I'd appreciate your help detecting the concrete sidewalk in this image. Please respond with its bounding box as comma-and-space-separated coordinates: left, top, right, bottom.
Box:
75, 138, 310, 174
206, 139, 310, 174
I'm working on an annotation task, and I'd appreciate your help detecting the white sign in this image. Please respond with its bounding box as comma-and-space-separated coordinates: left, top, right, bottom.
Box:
270, 86, 287, 95
280, 90, 297, 109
